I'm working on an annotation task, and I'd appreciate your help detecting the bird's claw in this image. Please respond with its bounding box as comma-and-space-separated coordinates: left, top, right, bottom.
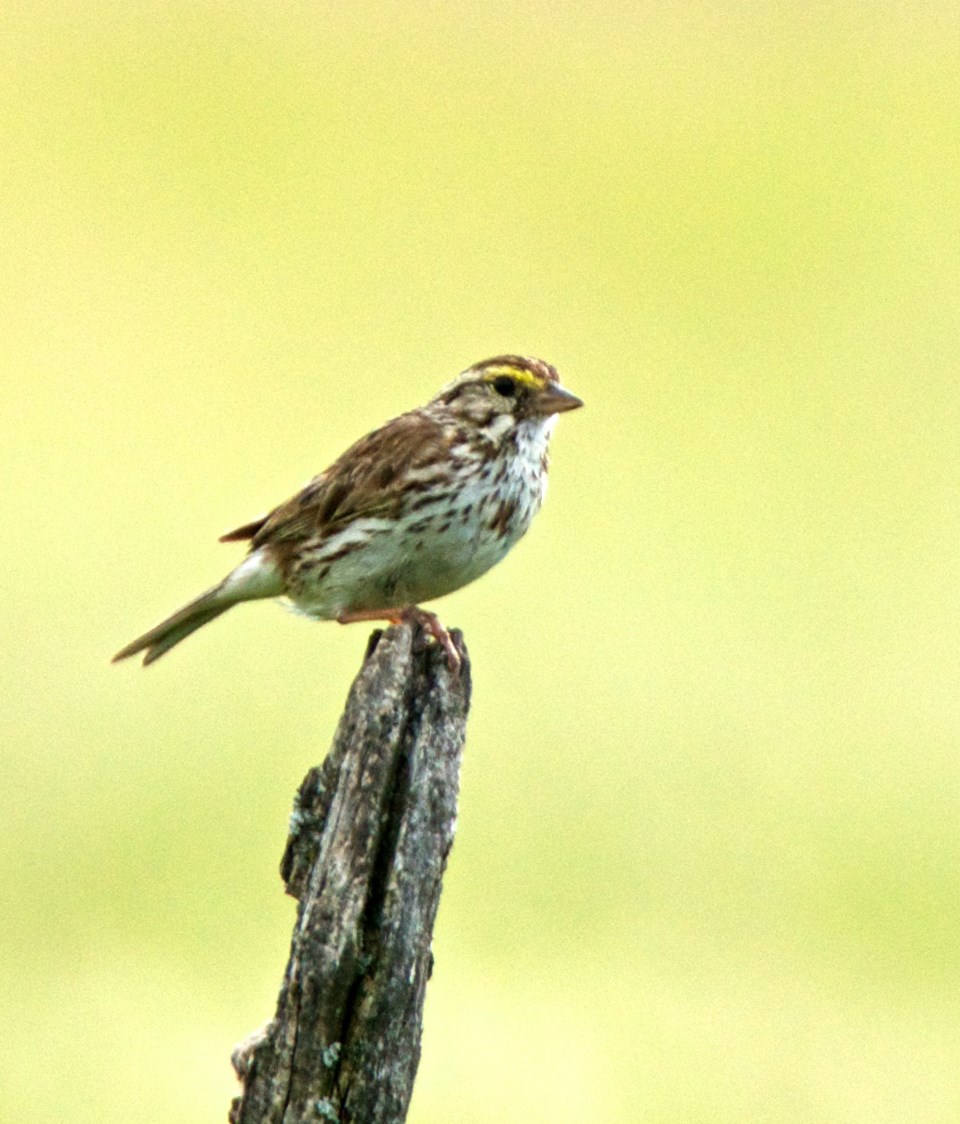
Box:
401, 607, 461, 675
338, 605, 461, 675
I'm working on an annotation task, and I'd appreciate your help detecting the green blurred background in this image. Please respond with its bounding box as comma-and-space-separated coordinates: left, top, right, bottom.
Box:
3, 2, 959, 1120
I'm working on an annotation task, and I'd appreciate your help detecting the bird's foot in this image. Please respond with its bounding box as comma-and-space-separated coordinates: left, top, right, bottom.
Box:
337, 606, 461, 674
399, 606, 461, 673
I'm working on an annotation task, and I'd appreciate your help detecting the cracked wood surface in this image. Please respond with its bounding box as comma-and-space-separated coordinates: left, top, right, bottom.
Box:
229, 623, 471, 1124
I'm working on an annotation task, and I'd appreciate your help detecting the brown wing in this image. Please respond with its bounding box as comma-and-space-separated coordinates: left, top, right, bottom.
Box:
220, 410, 448, 550
219, 517, 269, 542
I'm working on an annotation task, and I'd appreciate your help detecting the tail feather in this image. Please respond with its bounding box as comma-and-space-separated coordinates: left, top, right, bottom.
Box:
112, 585, 233, 665
114, 550, 284, 666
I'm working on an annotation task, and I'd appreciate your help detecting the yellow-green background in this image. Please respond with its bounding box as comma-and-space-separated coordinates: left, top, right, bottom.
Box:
3, 2, 958, 1121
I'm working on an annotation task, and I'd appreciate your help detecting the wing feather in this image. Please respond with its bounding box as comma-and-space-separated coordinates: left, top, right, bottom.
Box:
219, 517, 269, 542
225, 411, 448, 551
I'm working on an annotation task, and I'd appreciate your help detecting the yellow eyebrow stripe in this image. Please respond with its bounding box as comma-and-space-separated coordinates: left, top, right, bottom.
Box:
480, 364, 546, 390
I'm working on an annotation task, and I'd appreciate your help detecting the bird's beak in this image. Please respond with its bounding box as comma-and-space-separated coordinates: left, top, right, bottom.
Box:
533, 383, 584, 416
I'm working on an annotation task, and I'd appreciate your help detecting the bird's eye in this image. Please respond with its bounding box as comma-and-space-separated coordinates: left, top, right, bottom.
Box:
492, 376, 516, 398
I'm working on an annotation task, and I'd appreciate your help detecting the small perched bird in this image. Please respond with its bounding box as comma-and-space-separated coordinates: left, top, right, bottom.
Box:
113, 355, 582, 669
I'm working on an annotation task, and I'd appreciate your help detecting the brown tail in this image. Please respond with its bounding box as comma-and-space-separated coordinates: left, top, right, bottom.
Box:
114, 550, 283, 666
112, 584, 234, 666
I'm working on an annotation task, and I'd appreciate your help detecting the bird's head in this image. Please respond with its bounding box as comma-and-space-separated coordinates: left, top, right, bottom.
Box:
433, 356, 583, 432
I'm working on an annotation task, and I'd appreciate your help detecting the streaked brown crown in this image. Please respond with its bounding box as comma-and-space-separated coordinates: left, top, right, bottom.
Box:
467, 355, 560, 384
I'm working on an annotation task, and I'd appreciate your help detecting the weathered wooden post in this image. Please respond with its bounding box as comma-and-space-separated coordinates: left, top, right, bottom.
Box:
230, 622, 471, 1124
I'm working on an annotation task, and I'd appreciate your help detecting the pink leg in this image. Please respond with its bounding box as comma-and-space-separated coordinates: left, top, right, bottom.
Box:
337, 606, 461, 673
337, 607, 406, 626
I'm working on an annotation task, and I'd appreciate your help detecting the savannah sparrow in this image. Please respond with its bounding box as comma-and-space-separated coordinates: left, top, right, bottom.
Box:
113, 355, 582, 669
